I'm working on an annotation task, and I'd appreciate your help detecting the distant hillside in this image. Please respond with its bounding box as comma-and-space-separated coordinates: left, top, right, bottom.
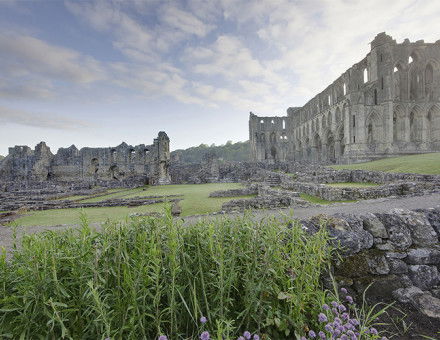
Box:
172, 141, 250, 163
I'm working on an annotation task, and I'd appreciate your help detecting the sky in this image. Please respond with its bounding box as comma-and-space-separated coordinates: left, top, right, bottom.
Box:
1, 0, 440, 155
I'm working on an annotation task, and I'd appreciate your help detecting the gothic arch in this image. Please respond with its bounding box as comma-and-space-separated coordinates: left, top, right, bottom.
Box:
365, 111, 381, 151
427, 105, 440, 143
393, 105, 406, 143
409, 105, 425, 143
313, 133, 322, 162
393, 62, 405, 100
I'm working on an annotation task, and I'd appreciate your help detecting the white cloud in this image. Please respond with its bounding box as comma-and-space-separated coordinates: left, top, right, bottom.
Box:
0, 106, 91, 130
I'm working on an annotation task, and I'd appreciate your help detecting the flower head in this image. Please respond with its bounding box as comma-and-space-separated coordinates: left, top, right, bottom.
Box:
308, 330, 316, 338
158, 336, 167, 340
318, 331, 326, 339
340, 287, 348, 294
243, 331, 251, 339
369, 328, 378, 335
238, 337, 245, 340
318, 313, 328, 323
253, 335, 260, 340
331, 301, 339, 308
346, 295, 354, 304
200, 316, 207, 324
322, 304, 330, 311
200, 331, 210, 340
338, 304, 347, 312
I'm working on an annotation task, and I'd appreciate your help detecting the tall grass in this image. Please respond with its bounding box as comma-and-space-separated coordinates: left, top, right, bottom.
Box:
0, 209, 334, 339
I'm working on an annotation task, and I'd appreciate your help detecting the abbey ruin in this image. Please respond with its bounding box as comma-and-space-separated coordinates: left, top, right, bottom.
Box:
250, 33, 440, 164
0, 132, 171, 187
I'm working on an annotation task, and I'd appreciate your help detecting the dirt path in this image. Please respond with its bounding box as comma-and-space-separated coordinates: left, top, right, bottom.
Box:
1, 192, 439, 255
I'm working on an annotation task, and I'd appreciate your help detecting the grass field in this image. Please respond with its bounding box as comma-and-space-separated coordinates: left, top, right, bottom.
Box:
325, 182, 379, 188
330, 152, 440, 174
12, 183, 253, 226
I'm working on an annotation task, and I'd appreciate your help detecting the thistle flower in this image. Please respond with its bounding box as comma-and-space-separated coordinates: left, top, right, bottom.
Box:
200, 331, 210, 340
243, 331, 251, 339
200, 316, 207, 324
318, 313, 328, 322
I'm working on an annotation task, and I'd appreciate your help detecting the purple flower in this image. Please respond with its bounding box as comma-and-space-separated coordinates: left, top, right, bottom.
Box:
334, 317, 342, 325
331, 301, 338, 308
341, 312, 349, 320
309, 330, 316, 338
332, 308, 338, 315
200, 331, 210, 340
253, 335, 260, 340
318, 313, 328, 322
323, 304, 330, 311
338, 304, 347, 312
238, 337, 245, 340
381, 337, 388, 340
369, 328, 378, 335
349, 319, 359, 326
325, 324, 333, 332
347, 330, 355, 336
341, 335, 348, 340
318, 331, 326, 339
158, 336, 167, 340
200, 316, 207, 324
346, 296, 354, 304
243, 331, 251, 339
337, 325, 346, 333
340, 287, 348, 294
334, 329, 341, 336
300, 337, 307, 340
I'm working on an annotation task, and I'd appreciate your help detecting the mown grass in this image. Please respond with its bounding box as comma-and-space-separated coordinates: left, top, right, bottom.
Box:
300, 193, 356, 205
0, 209, 335, 339
12, 183, 254, 227
330, 152, 440, 175
325, 182, 379, 188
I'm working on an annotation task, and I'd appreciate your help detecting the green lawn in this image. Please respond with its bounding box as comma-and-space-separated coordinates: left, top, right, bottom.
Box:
330, 152, 440, 175
12, 183, 252, 226
300, 193, 356, 205
325, 182, 379, 188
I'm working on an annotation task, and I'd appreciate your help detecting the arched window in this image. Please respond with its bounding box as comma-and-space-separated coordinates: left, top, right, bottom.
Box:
408, 55, 413, 64
363, 68, 368, 83
393, 64, 403, 100
374, 89, 378, 105
425, 64, 434, 99
282, 119, 286, 129
343, 83, 347, 95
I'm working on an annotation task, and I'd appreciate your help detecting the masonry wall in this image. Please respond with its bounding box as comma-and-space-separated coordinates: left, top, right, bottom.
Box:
0, 132, 171, 186
250, 32, 440, 164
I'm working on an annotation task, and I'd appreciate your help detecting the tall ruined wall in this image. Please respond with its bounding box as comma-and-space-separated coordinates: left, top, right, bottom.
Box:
250, 32, 440, 164
0, 132, 171, 186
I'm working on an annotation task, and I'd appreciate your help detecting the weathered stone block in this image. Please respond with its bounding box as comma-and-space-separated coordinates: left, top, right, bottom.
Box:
408, 265, 440, 290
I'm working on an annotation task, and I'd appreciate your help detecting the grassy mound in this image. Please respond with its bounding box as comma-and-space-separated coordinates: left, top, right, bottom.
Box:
330, 153, 440, 175
1, 210, 334, 339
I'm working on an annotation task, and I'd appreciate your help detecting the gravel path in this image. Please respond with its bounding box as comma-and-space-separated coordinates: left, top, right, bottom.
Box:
1, 192, 439, 255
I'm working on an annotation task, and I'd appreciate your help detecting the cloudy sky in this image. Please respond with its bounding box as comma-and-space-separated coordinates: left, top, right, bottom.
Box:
1, 0, 439, 155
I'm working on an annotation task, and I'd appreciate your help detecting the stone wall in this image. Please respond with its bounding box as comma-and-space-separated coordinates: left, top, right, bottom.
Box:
0, 132, 171, 187
300, 208, 440, 319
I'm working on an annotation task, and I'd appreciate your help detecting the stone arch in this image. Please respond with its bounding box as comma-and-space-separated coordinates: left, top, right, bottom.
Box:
425, 62, 434, 100
90, 158, 99, 174
393, 62, 405, 100
393, 105, 406, 143
325, 130, 336, 164
427, 105, 440, 144
409, 105, 425, 143
270, 132, 276, 144
335, 107, 342, 124
313, 133, 322, 162
365, 111, 381, 151
109, 165, 119, 180
336, 124, 345, 157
